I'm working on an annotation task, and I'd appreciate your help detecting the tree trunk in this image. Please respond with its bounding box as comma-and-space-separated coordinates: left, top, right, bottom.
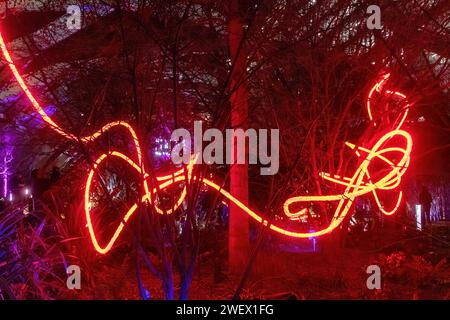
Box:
228, 0, 249, 272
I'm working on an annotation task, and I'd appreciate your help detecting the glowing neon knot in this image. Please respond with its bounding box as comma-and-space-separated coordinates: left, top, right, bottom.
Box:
0, 32, 413, 255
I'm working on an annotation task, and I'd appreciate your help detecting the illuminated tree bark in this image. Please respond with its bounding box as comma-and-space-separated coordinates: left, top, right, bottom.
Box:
227, 0, 250, 271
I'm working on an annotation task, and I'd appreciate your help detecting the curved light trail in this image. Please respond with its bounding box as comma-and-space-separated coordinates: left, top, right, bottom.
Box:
0, 32, 413, 255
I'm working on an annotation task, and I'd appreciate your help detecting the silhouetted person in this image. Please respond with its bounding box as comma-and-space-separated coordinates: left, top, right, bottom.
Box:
0, 197, 6, 212
11, 173, 24, 194
31, 168, 45, 197
50, 166, 60, 184
419, 186, 432, 226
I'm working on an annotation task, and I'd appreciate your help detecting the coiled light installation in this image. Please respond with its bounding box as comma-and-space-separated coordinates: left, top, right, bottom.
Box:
0, 32, 413, 255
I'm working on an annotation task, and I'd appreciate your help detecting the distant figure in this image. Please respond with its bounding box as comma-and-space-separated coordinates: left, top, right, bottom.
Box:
50, 166, 60, 184
31, 168, 45, 197
419, 186, 433, 226
0, 197, 6, 212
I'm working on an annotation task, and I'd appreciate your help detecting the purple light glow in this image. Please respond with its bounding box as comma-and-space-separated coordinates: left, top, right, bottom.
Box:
2, 150, 12, 198
1, 134, 13, 199
3, 167, 6, 198
20, 104, 57, 127
154, 138, 171, 158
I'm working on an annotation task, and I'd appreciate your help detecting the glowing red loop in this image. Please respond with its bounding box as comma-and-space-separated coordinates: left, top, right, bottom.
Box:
0, 32, 413, 255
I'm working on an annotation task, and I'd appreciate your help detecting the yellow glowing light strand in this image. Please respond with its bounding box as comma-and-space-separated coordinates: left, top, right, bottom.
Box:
0, 31, 413, 254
